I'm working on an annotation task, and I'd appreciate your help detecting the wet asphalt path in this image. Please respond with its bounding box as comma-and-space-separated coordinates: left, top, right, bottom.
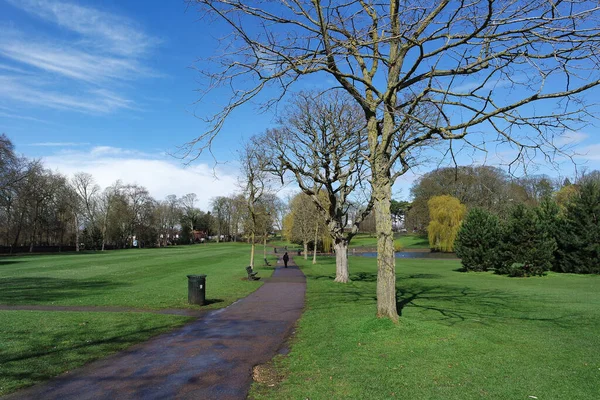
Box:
4, 259, 305, 400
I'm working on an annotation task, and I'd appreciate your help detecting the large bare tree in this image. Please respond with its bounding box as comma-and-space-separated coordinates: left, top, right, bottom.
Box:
187, 0, 600, 321
263, 91, 373, 282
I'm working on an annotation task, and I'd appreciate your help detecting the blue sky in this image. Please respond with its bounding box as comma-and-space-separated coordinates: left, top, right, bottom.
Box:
1, 0, 599, 208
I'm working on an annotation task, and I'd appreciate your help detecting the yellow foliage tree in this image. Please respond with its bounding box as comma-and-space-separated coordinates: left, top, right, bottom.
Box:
427, 195, 466, 253
282, 212, 294, 242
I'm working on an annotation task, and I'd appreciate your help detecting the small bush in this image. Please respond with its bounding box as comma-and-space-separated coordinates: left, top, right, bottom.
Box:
394, 240, 403, 252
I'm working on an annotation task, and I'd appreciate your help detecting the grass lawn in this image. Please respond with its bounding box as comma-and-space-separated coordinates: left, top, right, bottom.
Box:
0, 243, 275, 309
250, 255, 600, 399
349, 233, 430, 250
0, 244, 276, 396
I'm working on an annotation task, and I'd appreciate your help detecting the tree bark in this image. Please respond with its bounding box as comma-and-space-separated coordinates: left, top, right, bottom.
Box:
249, 231, 255, 268
312, 224, 318, 265
303, 241, 308, 260
75, 214, 80, 252
373, 153, 398, 322
333, 239, 349, 283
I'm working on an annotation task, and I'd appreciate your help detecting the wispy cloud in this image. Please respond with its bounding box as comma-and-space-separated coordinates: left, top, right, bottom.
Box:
1, 0, 160, 115
0, 75, 136, 114
554, 131, 589, 147
0, 111, 52, 124
5, 0, 159, 57
0, 35, 154, 84
577, 143, 600, 161
0, 62, 30, 74
452, 74, 525, 93
29, 142, 88, 147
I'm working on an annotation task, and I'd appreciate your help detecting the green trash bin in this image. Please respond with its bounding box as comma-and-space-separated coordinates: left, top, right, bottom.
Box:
187, 274, 206, 305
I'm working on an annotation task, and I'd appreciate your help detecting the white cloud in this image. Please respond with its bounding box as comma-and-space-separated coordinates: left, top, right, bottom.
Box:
554, 131, 589, 147
0, 37, 153, 84
5, 0, 159, 57
1, 1, 160, 115
0, 75, 136, 114
0, 63, 30, 74
577, 143, 600, 161
0, 111, 52, 124
29, 142, 88, 147
42, 147, 241, 209
452, 74, 525, 93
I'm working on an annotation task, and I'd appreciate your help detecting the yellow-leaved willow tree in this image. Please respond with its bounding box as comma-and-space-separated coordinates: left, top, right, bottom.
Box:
427, 195, 466, 253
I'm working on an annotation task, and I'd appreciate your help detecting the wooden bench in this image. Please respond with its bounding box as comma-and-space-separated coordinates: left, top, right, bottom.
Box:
245, 266, 260, 280
264, 257, 271, 266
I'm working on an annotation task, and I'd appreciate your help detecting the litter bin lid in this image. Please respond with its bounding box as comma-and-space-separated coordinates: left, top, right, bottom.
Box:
187, 274, 207, 279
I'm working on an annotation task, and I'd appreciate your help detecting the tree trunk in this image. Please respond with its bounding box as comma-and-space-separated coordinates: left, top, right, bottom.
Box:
263, 235, 267, 260
312, 224, 318, 265
303, 241, 308, 260
333, 239, 349, 283
373, 161, 398, 322
75, 214, 80, 252
249, 231, 255, 268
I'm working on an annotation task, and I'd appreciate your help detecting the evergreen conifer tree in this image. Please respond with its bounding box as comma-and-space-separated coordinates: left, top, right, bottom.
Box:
455, 208, 501, 271
555, 180, 600, 274
498, 204, 556, 276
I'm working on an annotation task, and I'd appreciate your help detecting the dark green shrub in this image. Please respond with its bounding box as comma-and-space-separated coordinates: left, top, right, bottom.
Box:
496, 204, 556, 277
454, 208, 501, 271
555, 180, 600, 274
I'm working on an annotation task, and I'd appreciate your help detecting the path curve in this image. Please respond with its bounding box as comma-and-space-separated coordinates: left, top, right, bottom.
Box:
4, 258, 305, 400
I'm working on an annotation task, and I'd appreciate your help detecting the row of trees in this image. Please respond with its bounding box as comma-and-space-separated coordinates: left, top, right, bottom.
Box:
188, 0, 600, 321
455, 176, 600, 276
407, 166, 566, 233
0, 134, 281, 253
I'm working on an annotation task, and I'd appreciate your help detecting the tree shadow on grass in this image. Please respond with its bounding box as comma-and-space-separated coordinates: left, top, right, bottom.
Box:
395, 284, 575, 327
0, 323, 178, 394
0, 278, 129, 305
0, 260, 22, 266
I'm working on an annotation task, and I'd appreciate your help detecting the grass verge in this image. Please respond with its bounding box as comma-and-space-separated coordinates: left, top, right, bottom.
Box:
0, 310, 190, 396
250, 255, 600, 399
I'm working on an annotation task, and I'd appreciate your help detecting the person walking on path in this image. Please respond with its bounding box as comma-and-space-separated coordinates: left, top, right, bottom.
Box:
283, 252, 289, 268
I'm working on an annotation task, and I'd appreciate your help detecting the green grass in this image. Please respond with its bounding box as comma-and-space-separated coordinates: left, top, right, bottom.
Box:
250, 256, 600, 399
0, 311, 190, 396
0, 244, 276, 395
397, 233, 430, 249
0, 243, 275, 309
349, 233, 430, 250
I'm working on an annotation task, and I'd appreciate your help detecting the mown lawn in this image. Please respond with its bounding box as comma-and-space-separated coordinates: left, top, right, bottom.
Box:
250, 255, 600, 399
0, 243, 275, 309
0, 244, 275, 396
349, 233, 430, 250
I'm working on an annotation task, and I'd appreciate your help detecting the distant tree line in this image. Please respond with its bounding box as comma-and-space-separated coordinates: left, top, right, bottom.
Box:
407, 165, 562, 233
0, 134, 278, 253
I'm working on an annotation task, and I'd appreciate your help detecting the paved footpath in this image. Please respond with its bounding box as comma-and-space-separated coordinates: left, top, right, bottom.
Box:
4, 259, 305, 400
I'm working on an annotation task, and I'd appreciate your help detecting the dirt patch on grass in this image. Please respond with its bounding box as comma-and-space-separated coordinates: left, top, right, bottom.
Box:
252, 362, 285, 386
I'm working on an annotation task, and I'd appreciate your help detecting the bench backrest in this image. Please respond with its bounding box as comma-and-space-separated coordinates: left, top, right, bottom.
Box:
245, 266, 253, 274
